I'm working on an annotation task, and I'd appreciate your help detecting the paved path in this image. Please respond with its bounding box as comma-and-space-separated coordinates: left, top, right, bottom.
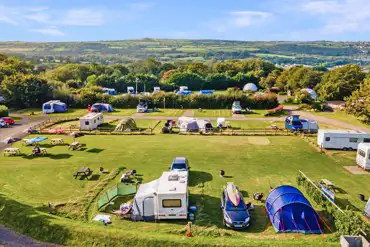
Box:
0, 225, 56, 247
0, 115, 49, 150
181, 110, 194, 117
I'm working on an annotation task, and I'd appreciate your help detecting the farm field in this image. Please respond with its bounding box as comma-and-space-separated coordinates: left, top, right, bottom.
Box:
0, 134, 368, 246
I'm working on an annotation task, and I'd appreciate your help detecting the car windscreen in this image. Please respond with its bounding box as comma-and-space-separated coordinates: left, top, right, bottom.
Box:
225, 198, 246, 211
172, 163, 186, 170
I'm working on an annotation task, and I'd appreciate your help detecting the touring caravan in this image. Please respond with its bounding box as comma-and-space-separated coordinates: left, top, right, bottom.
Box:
79, 113, 104, 130
132, 171, 189, 221
356, 143, 370, 170
317, 130, 370, 150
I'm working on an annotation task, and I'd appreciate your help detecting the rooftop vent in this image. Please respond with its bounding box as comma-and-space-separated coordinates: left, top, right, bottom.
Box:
168, 174, 179, 181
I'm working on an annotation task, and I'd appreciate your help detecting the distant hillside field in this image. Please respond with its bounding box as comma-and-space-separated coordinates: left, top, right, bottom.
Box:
1, 39, 370, 67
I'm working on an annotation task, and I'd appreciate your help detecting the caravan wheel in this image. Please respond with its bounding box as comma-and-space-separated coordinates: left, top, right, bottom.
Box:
342, 147, 348, 151
348, 147, 353, 151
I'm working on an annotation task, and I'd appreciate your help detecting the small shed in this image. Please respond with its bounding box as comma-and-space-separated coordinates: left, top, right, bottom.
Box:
243, 83, 258, 92
266, 185, 322, 234
42, 100, 67, 114
80, 113, 104, 130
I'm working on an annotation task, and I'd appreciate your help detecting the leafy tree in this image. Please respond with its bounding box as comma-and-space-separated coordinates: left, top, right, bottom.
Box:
259, 69, 281, 89
166, 72, 204, 90
128, 58, 162, 75
183, 62, 209, 76
109, 64, 129, 76
204, 73, 231, 90
276, 66, 322, 91
0, 74, 51, 108
0, 54, 32, 82
316, 64, 365, 100
345, 78, 370, 122
45, 64, 90, 83
232, 72, 259, 88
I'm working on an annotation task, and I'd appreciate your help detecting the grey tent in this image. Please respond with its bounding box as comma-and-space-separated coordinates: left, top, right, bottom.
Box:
365, 198, 370, 219
114, 117, 137, 132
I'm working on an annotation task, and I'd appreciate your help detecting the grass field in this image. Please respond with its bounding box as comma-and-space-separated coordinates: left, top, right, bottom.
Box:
14, 108, 137, 117
145, 109, 184, 117
194, 109, 232, 117
0, 134, 368, 246
311, 111, 370, 129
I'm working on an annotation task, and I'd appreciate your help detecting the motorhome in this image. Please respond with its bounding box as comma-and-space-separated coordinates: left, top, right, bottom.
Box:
356, 143, 370, 170
232, 101, 242, 114
136, 101, 148, 113
132, 171, 189, 221
79, 113, 104, 130
317, 129, 370, 150
102, 88, 117, 95
285, 115, 318, 133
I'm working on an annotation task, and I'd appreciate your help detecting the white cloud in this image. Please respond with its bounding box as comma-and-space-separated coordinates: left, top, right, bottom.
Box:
230, 11, 272, 28
0, 6, 18, 25
25, 13, 50, 23
29, 27, 65, 36
60, 9, 104, 26
129, 2, 154, 11
300, 0, 370, 34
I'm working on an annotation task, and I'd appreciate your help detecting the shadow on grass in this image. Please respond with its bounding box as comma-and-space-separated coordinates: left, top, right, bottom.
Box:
86, 148, 104, 153
48, 154, 73, 160
89, 174, 100, 181
335, 197, 360, 212
188, 170, 213, 187
0, 194, 71, 245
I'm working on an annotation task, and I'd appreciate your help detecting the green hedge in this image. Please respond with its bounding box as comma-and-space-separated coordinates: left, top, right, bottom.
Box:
73, 92, 279, 109
297, 173, 370, 237
0, 105, 9, 117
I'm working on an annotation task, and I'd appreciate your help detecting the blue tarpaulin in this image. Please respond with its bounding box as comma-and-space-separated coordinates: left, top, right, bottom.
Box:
26, 136, 48, 144
265, 185, 322, 234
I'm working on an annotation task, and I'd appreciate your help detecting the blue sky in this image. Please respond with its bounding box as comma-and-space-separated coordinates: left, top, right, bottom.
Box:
1, 0, 370, 41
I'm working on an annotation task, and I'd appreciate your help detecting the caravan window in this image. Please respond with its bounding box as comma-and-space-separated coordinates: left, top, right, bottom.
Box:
349, 138, 358, 143
162, 199, 181, 208
358, 149, 366, 158
44, 104, 51, 110
85, 121, 89, 125
325, 137, 330, 142
364, 138, 370, 143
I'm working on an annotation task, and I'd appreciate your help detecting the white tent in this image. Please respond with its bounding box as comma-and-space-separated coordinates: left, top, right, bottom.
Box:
178, 117, 199, 132
132, 179, 159, 221
243, 83, 258, 92
197, 119, 213, 133
301, 88, 318, 100
365, 198, 370, 219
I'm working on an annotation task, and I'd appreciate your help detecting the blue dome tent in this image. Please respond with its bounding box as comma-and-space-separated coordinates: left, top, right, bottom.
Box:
42, 100, 67, 114
265, 185, 322, 234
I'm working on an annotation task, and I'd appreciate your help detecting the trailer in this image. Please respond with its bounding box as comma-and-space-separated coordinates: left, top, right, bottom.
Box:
317, 129, 370, 150
79, 113, 104, 130
132, 171, 188, 221
356, 143, 370, 170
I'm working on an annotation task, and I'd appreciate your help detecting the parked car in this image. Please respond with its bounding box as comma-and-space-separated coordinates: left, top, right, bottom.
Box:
1, 117, 15, 125
220, 183, 251, 230
232, 101, 243, 114
136, 101, 148, 113
0, 119, 9, 128
170, 157, 190, 171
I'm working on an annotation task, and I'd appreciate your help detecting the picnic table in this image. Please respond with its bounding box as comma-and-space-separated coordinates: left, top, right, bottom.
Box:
73, 167, 93, 179
51, 138, 64, 145
40, 148, 48, 155
69, 142, 82, 150
4, 148, 21, 156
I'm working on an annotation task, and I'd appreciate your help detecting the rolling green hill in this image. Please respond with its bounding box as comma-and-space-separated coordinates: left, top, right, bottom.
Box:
1, 39, 370, 67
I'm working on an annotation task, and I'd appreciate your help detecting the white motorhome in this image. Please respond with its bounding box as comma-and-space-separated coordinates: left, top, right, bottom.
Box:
132, 171, 188, 221
153, 87, 161, 93
79, 113, 104, 130
179, 86, 188, 92
317, 129, 370, 150
356, 143, 370, 170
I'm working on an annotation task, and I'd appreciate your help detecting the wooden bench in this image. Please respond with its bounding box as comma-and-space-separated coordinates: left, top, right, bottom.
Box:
69, 142, 82, 150
51, 138, 64, 145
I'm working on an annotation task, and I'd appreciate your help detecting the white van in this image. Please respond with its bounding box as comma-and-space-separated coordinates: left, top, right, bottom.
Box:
356, 143, 370, 170
317, 129, 370, 150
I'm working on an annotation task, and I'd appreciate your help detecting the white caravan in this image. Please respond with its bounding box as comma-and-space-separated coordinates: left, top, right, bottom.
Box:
127, 86, 135, 94
356, 143, 370, 170
153, 87, 161, 93
179, 86, 188, 92
79, 113, 104, 130
317, 129, 370, 150
132, 171, 188, 221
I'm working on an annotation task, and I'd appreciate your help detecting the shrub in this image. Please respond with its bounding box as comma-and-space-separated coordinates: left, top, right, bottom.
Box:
0, 105, 8, 117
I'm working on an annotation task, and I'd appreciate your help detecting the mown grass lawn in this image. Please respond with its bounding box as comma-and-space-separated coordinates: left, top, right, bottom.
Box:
193, 109, 232, 117
0, 134, 367, 246
311, 111, 370, 129
14, 108, 136, 117
145, 109, 184, 117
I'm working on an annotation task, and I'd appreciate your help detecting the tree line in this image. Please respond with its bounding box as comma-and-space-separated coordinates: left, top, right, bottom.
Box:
0, 53, 369, 112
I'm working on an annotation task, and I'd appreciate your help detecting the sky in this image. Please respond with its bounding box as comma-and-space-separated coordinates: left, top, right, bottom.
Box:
1, 0, 370, 42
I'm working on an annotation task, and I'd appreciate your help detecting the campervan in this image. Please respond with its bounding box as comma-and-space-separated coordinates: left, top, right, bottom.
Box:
127, 87, 135, 94
356, 143, 370, 170
136, 101, 148, 113
153, 87, 161, 93
79, 113, 104, 130
285, 115, 318, 133
232, 101, 242, 114
132, 171, 189, 221
317, 130, 370, 150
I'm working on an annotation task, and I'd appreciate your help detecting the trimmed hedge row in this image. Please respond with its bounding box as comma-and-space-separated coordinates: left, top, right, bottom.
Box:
72, 92, 279, 109
297, 173, 370, 237
0, 105, 8, 117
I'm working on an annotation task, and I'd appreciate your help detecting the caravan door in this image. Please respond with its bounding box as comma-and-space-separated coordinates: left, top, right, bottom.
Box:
143, 197, 155, 221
